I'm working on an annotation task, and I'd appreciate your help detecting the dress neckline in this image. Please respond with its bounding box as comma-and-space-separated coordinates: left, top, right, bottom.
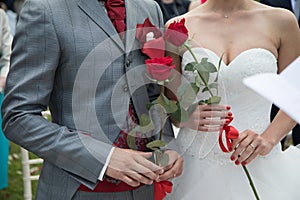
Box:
182, 47, 277, 67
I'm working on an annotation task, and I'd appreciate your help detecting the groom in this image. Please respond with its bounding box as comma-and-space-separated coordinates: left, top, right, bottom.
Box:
2, 0, 182, 199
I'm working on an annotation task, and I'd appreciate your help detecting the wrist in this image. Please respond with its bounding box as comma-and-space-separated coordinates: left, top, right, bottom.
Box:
261, 132, 279, 147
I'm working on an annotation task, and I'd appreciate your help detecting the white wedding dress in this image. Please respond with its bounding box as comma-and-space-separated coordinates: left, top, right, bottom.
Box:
167, 48, 300, 200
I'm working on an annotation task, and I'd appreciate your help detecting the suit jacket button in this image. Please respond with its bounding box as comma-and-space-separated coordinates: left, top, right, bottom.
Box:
123, 84, 128, 92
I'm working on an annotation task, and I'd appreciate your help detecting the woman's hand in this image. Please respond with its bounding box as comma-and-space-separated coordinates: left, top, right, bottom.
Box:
180, 104, 232, 132
230, 130, 275, 165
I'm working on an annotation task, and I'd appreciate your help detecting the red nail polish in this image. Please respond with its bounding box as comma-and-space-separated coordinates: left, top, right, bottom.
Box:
226, 118, 233, 124
226, 106, 231, 110
229, 147, 232, 151
242, 161, 247, 166
228, 112, 232, 116
230, 156, 235, 161
235, 160, 240, 165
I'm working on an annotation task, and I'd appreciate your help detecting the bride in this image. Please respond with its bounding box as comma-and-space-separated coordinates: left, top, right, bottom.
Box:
164, 0, 300, 199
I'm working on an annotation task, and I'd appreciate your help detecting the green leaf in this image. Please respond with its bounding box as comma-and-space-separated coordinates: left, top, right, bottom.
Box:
185, 83, 199, 108
127, 134, 137, 150
218, 53, 224, 71
202, 82, 218, 93
176, 83, 189, 97
185, 62, 197, 71
180, 90, 196, 109
154, 150, 169, 166
200, 58, 218, 73
198, 99, 208, 105
207, 96, 222, 104
194, 58, 218, 74
190, 82, 200, 94
202, 87, 209, 93
177, 83, 198, 109
171, 102, 189, 122
198, 71, 209, 85
214, 53, 224, 82
187, 103, 198, 114
208, 82, 219, 89
155, 93, 178, 114
146, 102, 154, 110
139, 114, 151, 126
146, 140, 166, 150
127, 114, 155, 138
195, 75, 201, 87
166, 100, 178, 114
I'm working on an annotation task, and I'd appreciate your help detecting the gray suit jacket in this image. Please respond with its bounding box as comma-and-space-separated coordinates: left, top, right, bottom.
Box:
2, 0, 171, 199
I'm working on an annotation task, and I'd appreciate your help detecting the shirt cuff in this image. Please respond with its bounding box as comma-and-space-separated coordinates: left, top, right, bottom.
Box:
98, 146, 115, 181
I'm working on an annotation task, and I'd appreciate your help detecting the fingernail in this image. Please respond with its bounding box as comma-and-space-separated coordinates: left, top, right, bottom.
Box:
235, 160, 240, 165
228, 112, 232, 116
230, 156, 235, 161
159, 169, 164, 174
226, 106, 231, 110
242, 161, 247, 166
229, 147, 232, 151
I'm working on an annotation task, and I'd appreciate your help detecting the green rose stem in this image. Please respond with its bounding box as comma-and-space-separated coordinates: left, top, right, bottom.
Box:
242, 165, 260, 200
159, 85, 165, 140
183, 43, 260, 199
184, 43, 214, 97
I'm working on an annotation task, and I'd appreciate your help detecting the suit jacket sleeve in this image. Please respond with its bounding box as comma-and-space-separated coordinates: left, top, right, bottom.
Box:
2, 0, 112, 187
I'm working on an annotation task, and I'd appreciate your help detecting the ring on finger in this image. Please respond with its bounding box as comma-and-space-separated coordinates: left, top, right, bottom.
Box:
249, 143, 256, 149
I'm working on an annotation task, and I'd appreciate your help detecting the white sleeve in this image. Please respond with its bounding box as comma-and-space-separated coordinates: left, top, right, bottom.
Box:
98, 146, 115, 181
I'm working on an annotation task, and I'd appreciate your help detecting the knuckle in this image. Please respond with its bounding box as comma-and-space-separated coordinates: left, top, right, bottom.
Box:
127, 179, 136, 186
119, 174, 126, 180
244, 148, 252, 154
239, 143, 246, 149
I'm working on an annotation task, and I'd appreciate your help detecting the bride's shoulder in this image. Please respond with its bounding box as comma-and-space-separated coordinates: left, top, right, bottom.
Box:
253, 3, 297, 29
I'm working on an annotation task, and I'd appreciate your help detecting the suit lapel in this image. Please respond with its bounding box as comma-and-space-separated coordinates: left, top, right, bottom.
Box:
77, 0, 125, 50
124, 0, 137, 53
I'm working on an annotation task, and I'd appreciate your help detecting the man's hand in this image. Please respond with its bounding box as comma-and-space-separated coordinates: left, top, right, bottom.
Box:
105, 148, 164, 187
156, 150, 183, 182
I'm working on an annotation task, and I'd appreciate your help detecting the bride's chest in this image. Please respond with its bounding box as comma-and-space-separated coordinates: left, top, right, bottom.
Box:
189, 26, 278, 65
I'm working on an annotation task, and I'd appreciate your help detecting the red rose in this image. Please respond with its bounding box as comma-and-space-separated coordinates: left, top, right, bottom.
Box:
142, 37, 165, 59
136, 18, 163, 47
164, 18, 188, 47
145, 56, 175, 81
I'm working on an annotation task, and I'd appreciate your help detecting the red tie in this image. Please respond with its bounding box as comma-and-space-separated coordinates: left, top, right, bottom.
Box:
104, 0, 126, 39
